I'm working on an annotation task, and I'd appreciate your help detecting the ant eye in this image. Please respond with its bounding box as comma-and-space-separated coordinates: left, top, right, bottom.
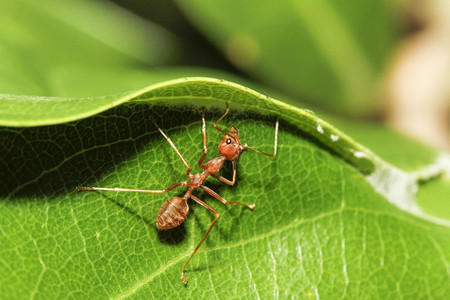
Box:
226, 138, 231, 144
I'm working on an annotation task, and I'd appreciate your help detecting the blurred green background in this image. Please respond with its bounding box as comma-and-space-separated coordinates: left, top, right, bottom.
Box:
2, 0, 448, 150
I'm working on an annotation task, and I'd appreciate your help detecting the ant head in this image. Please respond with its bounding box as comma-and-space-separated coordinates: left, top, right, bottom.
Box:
219, 126, 243, 161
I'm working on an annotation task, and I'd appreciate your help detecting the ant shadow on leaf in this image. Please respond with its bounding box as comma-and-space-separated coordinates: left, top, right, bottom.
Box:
1, 104, 202, 199
157, 222, 187, 245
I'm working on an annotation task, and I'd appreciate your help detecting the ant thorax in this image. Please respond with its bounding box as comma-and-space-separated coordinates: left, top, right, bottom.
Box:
204, 156, 226, 174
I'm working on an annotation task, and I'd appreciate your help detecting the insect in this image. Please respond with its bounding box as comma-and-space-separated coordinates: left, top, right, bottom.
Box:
77, 103, 279, 284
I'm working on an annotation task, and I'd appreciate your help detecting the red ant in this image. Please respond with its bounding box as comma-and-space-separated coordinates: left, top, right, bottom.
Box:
77, 103, 279, 284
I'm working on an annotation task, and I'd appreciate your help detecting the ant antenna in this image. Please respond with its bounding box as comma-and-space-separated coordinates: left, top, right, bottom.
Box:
214, 102, 230, 136
244, 118, 279, 157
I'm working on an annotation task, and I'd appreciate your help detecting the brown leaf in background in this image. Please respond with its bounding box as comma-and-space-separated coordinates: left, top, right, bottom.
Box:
387, 0, 450, 150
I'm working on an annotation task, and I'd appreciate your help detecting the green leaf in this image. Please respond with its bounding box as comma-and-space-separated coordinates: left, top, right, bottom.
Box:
176, 0, 399, 114
1, 79, 449, 299
418, 179, 450, 220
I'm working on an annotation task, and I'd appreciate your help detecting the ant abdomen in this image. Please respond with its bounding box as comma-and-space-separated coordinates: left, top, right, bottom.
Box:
157, 197, 189, 230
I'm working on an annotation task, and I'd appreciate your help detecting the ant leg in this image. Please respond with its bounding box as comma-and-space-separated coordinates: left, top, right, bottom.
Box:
243, 118, 279, 157
198, 107, 208, 169
150, 116, 192, 177
211, 160, 237, 186
181, 195, 219, 284
77, 181, 188, 194
201, 185, 255, 210
214, 102, 229, 136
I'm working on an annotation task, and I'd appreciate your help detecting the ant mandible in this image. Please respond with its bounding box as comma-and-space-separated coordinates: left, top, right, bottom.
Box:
77, 103, 279, 284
